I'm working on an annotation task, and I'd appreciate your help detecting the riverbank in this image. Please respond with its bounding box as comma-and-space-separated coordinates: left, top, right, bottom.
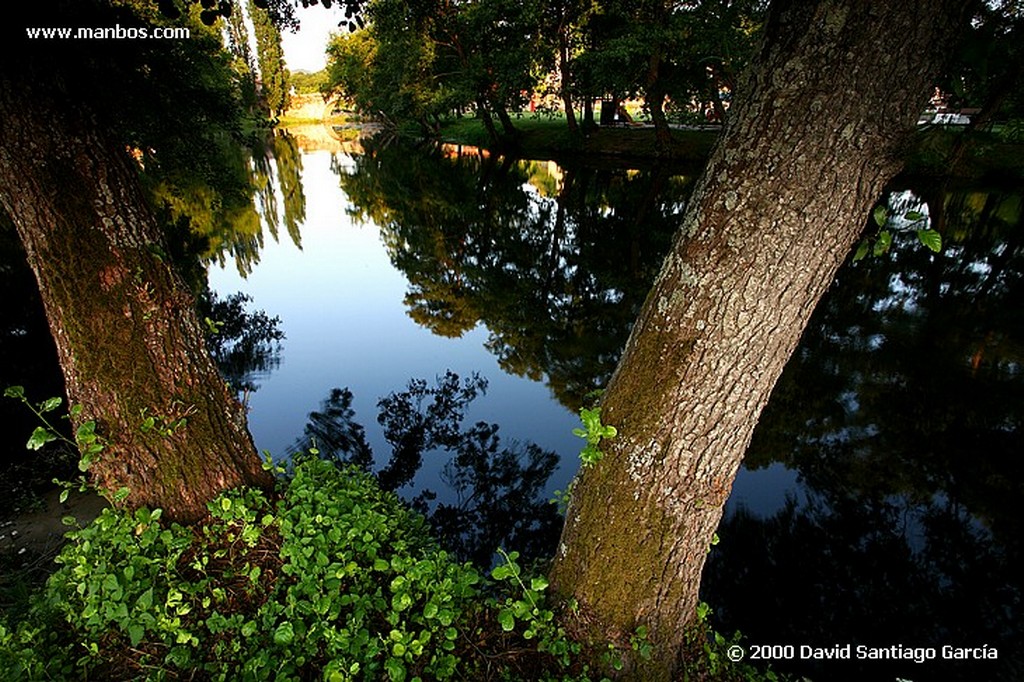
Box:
438, 115, 1024, 181
437, 115, 720, 163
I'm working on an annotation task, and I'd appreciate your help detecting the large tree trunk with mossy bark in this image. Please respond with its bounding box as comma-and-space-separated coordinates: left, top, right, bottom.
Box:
0, 74, 272, 524
548, 1, 970, 678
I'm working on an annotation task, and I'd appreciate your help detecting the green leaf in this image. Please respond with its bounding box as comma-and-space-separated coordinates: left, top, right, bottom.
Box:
221, 497, 232, 512
128, 623, 145, 647
273, 621, 295, 646
26, 426, 57, 450
40, 397, 62, 413
916, 228, 942, 252
873, 230, 892, 256
872, 205, 888, 227
530, 576, 549, 592
4, 386, 25, 399
497, 609, 515, 632
137, 587, 154, 610
905, 210, 925, 221
76, 421, 97, 441
384, 657, 406, 681
70, 404, 83, 417
853, 240, 870, 262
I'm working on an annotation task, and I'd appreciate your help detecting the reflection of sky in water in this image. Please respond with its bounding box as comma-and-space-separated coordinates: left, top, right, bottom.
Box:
208, 151, 582, 503
208, 149, 792, 516
725, 462, 801, 515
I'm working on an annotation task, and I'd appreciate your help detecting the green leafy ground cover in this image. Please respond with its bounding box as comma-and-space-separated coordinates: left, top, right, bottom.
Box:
0, 455, 781, 681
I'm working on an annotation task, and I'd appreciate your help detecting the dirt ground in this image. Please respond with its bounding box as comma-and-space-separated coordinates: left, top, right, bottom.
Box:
0, 487, 107, 562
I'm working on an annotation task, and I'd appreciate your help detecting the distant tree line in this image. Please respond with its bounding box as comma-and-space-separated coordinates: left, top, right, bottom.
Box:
322, 0, 765, 146
320, 0, 1024, 151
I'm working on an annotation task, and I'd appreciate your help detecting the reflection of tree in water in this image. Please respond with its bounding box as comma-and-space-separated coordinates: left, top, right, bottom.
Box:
199, 291, 284, 398
161, 130, 307, 278
292, 371, 562, 567
334, 141, 695, 410
706, 496, 1022, 681
704, 183, 1024, 681
252, 130, 306, 252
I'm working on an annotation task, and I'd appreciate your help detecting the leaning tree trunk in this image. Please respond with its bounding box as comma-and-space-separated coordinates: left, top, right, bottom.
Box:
645, 52, 672, 151
0, 75, 272, 523
549, 1, 969, 678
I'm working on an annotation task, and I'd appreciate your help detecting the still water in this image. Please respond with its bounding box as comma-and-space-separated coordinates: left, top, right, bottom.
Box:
208, 148, 797, 516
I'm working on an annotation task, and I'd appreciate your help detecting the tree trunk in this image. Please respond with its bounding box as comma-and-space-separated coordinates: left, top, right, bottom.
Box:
0, 75, 272, 523
583, 97, 596, 131
549, 1, 969, 678
559, 26, 579, 135
475, 96, 501, 146
645, 52, 672, 151
494, 104, 519, 141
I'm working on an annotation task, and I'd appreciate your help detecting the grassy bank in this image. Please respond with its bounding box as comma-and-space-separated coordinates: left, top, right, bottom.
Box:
437, 115, 720, 162
437, 114, 1024, 179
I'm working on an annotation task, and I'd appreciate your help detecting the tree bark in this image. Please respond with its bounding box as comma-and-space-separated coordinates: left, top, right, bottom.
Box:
474, 95, 503, 146
645, 52, 672, 151
549, 1, 970, 678
559, 25, 580, 135
0, 74, 272, 523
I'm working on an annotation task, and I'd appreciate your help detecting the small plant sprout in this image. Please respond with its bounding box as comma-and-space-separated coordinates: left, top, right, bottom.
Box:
854, 201, 942, 261
4, 385, 106, 472
573, 407, 617, 468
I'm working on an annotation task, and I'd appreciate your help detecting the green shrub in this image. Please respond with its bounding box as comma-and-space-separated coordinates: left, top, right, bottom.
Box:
2, 459, 484, 680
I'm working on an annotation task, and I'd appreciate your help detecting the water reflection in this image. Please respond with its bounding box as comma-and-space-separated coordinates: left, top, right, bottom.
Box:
4, 122, 1022, 677
292, 372, 561, 567
334, 140, 695, 409
168, 130, 307, 278
199, 291, 284, 398
704, 181, 1024, 680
